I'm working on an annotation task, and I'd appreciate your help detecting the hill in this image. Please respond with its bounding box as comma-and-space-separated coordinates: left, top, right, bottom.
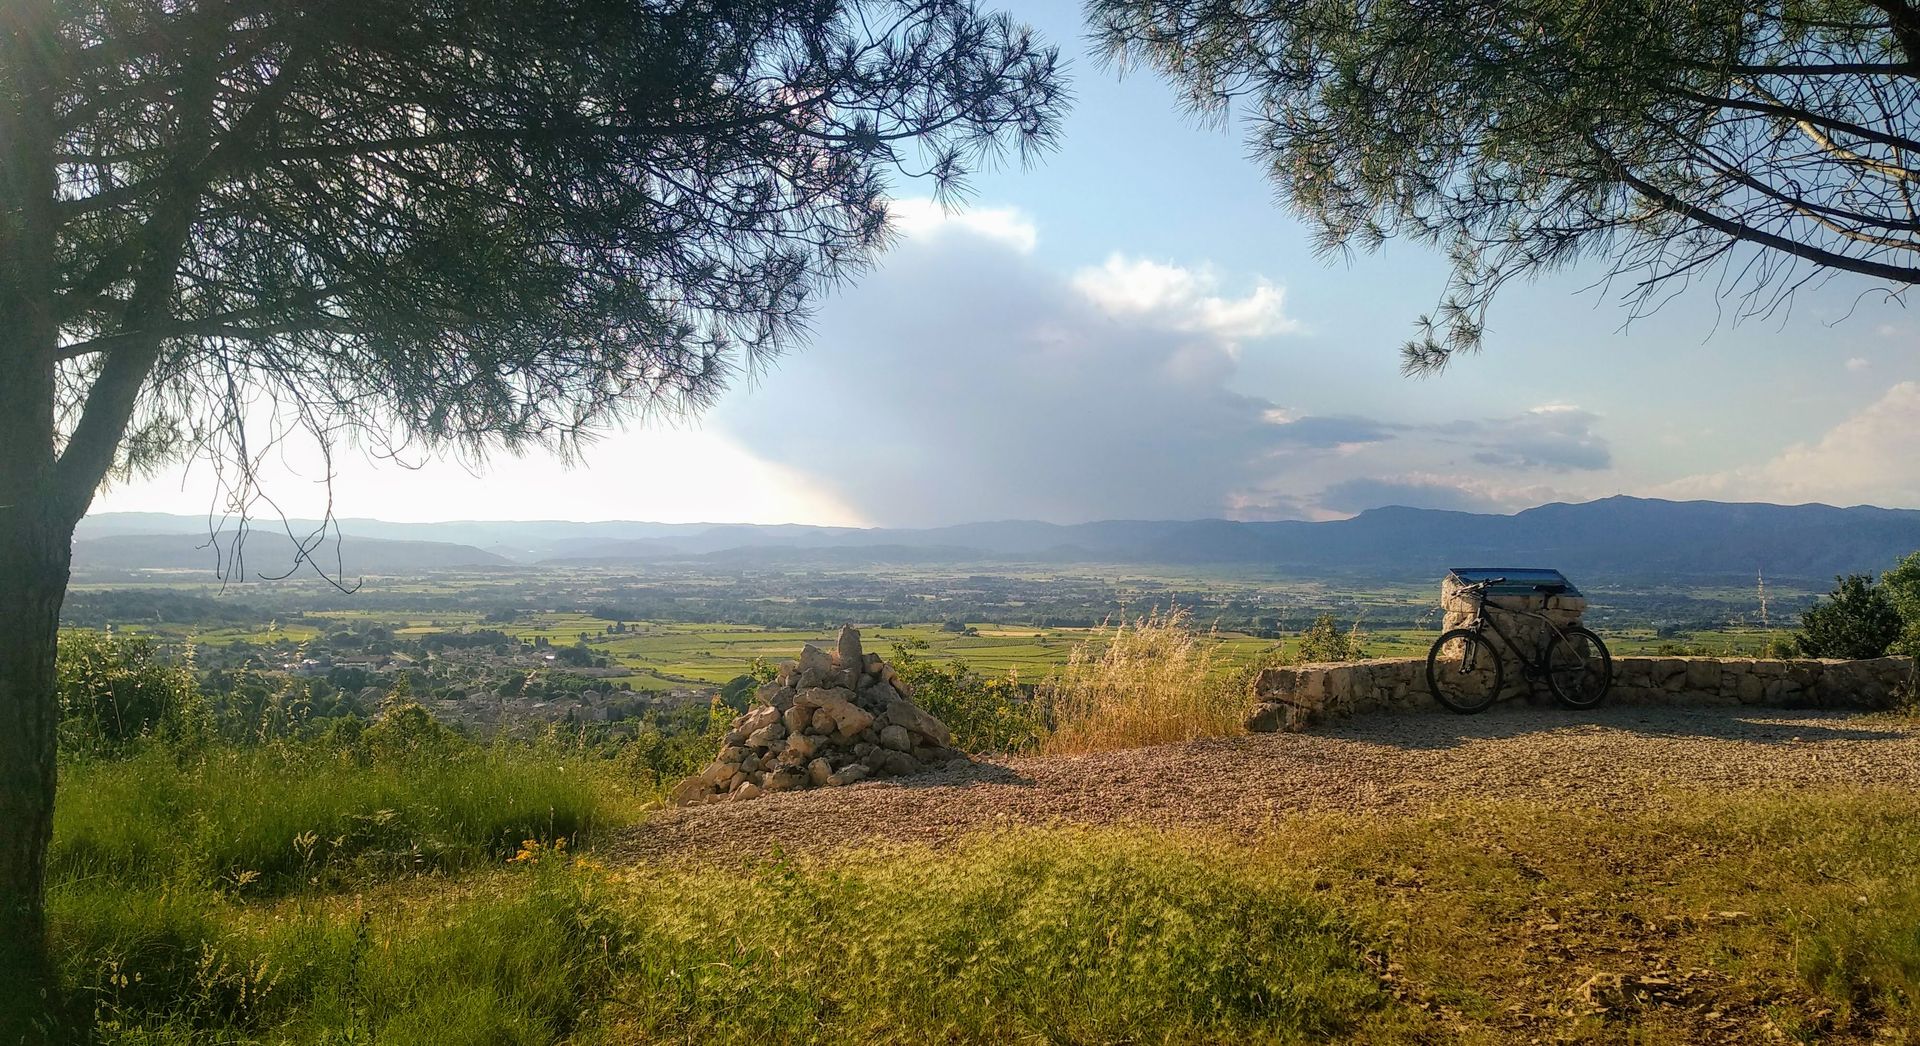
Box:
71, 532, 511, 578
76, 496, 1920, 580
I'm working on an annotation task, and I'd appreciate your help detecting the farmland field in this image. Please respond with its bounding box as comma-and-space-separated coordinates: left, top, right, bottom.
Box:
69, 563, 1807, 696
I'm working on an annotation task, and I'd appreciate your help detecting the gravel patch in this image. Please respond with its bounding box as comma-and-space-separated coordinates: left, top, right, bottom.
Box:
612, 705, 1920, 865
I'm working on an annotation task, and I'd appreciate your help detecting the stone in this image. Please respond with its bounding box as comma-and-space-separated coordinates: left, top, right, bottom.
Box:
734, 782, 763, 801
794, 687, 874, 738
703, 761, 735, 785
785, 733, 817, 759
782, 705, 811, 734
833, 763, 870, 786
669, 776, 712, 806
796, 643, 836, 687
882, 695, 951, 747
745, 722, 787, 747
880, 664, 914, 698
798, 643, 833, 673
1244, 701, 1286, 733
807, 757, 834, 786
739, 705, 780, 735
717, 745, 747, 764
766, 768, 806, 792
836, 625, 865, 669
1685, 658, 1720, 693
756, 681, 794, 709
879, 724, 913, 752
879, 750, 919, 776
810, 707, 837, 733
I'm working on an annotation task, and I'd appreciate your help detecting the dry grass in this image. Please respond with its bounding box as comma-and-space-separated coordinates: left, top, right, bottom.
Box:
1039, 609, 1251, 755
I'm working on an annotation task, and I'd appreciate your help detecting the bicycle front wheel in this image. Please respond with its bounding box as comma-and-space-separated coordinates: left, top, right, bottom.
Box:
1426, 629, 1504, 714
1546, 626, 1612, 709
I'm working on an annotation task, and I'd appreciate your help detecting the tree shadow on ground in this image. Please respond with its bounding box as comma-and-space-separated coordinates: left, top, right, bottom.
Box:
1324, 702, 1912, 752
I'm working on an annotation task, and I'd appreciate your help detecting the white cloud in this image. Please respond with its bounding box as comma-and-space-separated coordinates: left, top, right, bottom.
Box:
1655, 381, 1920, 507
887, 197, 1038, 253
1847, 357, 1870, 372
1070, 253, 1300, 342
95, 426, 870, 526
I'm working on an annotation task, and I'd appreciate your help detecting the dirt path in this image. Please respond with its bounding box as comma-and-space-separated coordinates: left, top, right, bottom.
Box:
612, 705, 1920, 864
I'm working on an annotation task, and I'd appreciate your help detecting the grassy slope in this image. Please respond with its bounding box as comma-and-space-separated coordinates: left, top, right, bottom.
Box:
39, 742, 1920, 1044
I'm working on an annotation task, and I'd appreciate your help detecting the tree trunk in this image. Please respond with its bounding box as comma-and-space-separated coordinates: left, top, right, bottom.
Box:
0, 517, 69, 1031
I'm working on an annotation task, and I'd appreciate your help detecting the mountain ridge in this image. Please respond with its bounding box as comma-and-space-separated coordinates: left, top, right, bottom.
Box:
74, 496, 1920, 580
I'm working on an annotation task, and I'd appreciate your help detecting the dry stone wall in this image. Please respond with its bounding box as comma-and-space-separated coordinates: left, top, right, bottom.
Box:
1246, 654, 1916, 732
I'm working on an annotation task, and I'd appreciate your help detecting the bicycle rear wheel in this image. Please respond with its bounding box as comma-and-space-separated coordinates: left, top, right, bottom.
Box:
1426, 628, 1504, 714
1546, 626, 1612, 709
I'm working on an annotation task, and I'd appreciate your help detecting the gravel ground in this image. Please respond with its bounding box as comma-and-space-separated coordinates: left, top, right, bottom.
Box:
612, 705, 1920, 865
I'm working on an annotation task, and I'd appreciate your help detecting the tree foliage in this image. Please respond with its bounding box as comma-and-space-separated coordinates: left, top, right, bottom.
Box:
1296, 613, 1367, 663
1880, 550, 1920, 657
1795, 572, 1903, 659
1088, 0, 1920, 370
0, 0, 1063, 1000
9, 0, 1064, 548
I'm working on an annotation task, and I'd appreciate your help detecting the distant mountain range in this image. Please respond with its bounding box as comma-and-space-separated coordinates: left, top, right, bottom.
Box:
73, 497, 1920, 581
71, 529, 510, 577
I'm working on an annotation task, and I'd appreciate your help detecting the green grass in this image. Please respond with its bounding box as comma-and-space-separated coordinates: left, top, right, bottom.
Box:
40, 760, 1920, 1043
51, 862, 624, 1045
53, 741, 648, 897
49, 830, 1387, 1046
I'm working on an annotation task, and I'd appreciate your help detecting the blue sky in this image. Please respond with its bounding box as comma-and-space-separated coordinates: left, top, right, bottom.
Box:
98, 0, 1920, 527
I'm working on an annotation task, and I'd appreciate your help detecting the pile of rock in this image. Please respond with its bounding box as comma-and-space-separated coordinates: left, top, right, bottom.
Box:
669, 626, 964, 805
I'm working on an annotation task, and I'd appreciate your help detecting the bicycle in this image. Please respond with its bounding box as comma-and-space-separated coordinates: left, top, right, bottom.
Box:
1425, 576, 1613, 714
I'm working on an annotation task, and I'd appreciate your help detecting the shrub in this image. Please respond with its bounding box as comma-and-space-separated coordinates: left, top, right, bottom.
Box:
1884, 551, 1920, 658
889, 640, 1046, 754
1796, 574, 1904, 660
56, 630, 209, 755
1039, 609, 1246, 754
1296, 613, 1368, 663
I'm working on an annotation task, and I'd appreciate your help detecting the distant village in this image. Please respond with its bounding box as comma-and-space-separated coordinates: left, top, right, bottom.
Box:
192, 621, 724, 736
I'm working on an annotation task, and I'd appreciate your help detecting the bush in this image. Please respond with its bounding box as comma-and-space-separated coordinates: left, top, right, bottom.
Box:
889, 641, 1046, 754
56, 630, 209, 755
1795, 574, 1904, 660
1296, 614, 1367, 663
1884, 551, 1920, 658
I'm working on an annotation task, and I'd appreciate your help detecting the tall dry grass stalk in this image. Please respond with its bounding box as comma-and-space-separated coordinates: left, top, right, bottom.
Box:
1040, 609, 1248, 755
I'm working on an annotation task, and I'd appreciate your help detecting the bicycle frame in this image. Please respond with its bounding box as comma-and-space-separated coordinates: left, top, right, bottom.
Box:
1457, 588, 1576, 678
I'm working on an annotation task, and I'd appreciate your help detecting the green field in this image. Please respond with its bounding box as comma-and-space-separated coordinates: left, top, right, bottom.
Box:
102, 606, 1804, 697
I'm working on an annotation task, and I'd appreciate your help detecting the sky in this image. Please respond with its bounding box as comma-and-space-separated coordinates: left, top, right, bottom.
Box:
96, 0, 1920, 529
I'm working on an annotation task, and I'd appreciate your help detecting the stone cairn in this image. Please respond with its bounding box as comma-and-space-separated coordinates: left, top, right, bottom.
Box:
670, 626, 964, 805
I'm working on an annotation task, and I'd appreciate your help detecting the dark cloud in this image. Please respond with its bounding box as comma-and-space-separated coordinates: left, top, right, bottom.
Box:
1441, 408, 1612, 472
717, 233, 1292, 526
715, 218, 1612, 526
1264, 414, 1402, 448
